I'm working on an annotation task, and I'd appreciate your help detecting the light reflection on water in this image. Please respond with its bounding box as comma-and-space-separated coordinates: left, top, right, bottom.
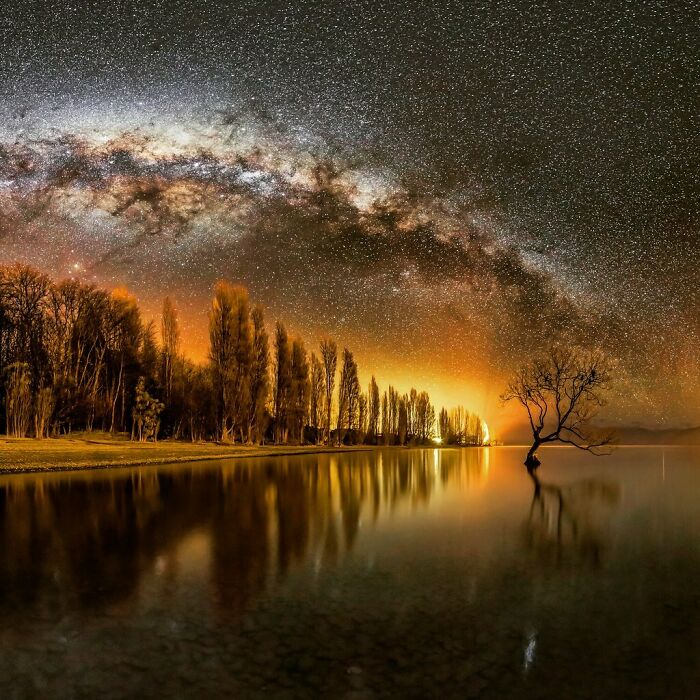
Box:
1, 446, 700, 698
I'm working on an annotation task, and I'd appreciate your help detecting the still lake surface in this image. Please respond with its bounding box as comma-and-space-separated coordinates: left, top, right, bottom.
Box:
0, 446, 699, 698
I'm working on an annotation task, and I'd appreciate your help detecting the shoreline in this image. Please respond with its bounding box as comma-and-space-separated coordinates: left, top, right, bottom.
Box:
0, 437, 376, 474
1, 438, 687, 476
0, 436, 501, 475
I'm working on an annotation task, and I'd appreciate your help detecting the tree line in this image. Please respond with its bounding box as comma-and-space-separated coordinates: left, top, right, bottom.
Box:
0, 265, 488, 445
438, 406, 487, 446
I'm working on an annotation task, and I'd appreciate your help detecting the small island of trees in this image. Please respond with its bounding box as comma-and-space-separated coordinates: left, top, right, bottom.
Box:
0, 264, 489, 447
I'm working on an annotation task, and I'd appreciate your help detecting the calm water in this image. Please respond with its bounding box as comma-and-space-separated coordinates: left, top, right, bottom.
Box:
1, 446, 699, 699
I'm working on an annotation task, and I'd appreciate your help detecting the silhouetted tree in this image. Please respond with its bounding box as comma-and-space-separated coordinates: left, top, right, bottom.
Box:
414, 391, 435, 442
106, 290, 143, 433
180, 361, 215, 441
358, 392, 367, 439
398, 395, 408, 445
208, 282, 252, 442
381, 391, 388, 444
139, 320, 160, 384
367, 376, 380, 442
309, 352, 324, 444
247, 306, 269, 444
337, 348, 359, 444
0, 265, 50, 391
160, 297, 180, 404
273, 322, 292, 444
0, 264, 475, 449
289, 337, 310, 444
34, 386, 54, 439
132, 376, 164, 442
386, 385, 399, 443
5, 363, 31, 437
0, 265, 153, 437
438, 407, 449, 442
320, 339, 337, 445
407, 388, 417, 438
501, 346, 614, 471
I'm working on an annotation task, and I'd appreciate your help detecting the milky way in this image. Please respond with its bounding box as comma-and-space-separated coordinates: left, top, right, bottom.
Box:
0, 1, 698, 436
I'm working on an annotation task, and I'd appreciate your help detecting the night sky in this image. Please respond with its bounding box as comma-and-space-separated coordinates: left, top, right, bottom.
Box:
1, 1, 698, 437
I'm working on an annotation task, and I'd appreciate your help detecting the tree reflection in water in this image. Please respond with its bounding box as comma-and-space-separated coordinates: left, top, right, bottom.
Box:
0, 448, 489, 619
524, 471, 620, 568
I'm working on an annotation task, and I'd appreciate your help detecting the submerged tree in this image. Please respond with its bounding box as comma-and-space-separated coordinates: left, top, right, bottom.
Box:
501, 347, 614, 472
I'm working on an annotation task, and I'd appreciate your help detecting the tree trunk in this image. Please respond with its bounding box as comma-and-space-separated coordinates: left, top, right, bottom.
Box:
525, 441, 541, 472
110, 358, 123, 433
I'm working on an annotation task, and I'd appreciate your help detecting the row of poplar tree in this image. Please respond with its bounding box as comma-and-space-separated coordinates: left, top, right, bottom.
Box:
0, 264, 486, 444
202, 280, 441, 446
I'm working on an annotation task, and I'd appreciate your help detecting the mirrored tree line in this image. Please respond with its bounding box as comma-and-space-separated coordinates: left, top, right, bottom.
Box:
0, 265, 487, 444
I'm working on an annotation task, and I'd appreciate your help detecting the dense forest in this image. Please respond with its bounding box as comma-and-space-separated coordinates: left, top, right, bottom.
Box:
0, 264, 488, 445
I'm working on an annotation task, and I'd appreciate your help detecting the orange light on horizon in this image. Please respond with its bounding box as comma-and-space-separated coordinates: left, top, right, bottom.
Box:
482, 420, 490, 445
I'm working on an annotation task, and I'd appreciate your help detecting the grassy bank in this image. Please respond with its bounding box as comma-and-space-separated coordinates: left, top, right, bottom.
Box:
0, 433, 371, 473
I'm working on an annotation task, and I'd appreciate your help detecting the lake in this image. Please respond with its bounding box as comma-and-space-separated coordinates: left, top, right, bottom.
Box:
0, 446, 699, 698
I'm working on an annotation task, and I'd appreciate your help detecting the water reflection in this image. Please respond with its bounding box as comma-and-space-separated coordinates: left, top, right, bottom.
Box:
0, 448, 489, 619
3, 447, 700, 698
524, 473, 621, 568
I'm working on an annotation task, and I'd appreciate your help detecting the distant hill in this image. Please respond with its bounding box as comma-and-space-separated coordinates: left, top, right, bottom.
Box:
606, 425, 700, 445
500, 424, 700, 446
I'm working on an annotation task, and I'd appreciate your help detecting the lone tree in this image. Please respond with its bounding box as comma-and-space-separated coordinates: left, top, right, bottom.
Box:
501, 347, 614, 471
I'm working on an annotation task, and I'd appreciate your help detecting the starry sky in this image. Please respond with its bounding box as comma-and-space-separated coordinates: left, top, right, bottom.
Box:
0, 1, 698, 438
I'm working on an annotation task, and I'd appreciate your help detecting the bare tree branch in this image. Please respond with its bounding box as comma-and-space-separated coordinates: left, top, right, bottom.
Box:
500, 346, 616, 470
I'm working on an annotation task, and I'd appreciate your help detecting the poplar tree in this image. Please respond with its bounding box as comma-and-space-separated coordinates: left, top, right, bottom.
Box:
337, 348, 359, 444
160, 297, 180, 403
273, 322, 292, 444
247, 305, 269, 444
309, 352, 325, 443
367, 376, 380, 441
289, 337, 310, 443
320, 339, 337, 445
208, 282, 252, 442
